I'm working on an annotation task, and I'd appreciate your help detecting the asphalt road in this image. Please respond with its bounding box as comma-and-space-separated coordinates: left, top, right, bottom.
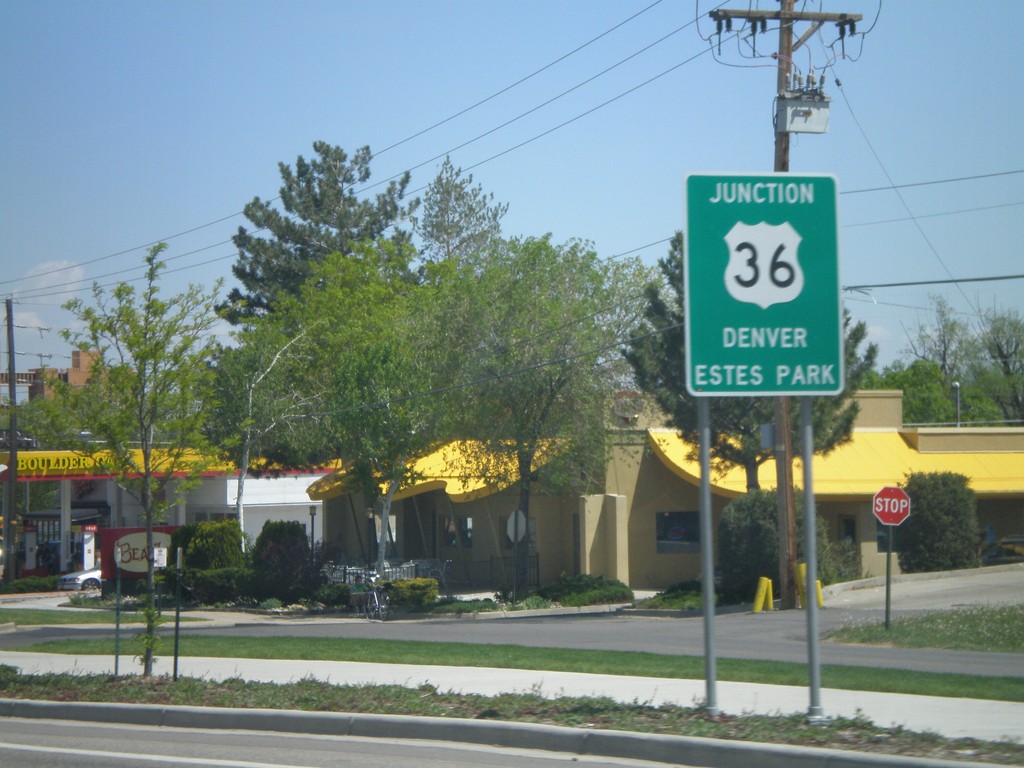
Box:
1, 565, 1021, 679
0, 717, 679, 768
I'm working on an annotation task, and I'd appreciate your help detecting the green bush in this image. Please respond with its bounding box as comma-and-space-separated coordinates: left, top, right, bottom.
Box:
536, 573, 633, 606
898, 472, 979, 573
251, 520, 315, 603
184, 519, 247, 571
187, 567, 252, 605
718, 490, 778, 603
0, 575, 59, 594
718, 489, 860, 603
643, 580, 706, 610
387, 578, 439, 608
314, 582, 349, 608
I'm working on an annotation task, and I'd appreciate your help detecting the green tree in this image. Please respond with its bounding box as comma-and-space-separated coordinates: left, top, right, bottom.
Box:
206, 321, 322, 544
225, 142, 418, 321
269, 240, 448, 574
56, 243, 221, 676
864, 359, 956, 425
414, 156, 508, 264
975, 308, 1024, 424
625, 232, 878, 490
898, 472, 979, 573
905, 296, 978, 380
435, 235, 651, 589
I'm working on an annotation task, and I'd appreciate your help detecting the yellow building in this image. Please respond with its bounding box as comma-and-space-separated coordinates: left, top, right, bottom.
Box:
307, 390, 1024, 592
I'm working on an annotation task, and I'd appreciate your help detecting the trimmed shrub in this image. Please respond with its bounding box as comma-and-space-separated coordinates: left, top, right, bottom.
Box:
898, 472, 979, 573
387, 578, 439, 608
536, 573, 633, 606
315, 582, 350, 608
187, 567, 252, 605
251, 520, 315, 603
718, 490, 778, 603
718, 489, 860, 603
0, 575, 59, 594
184, 519, 246, 571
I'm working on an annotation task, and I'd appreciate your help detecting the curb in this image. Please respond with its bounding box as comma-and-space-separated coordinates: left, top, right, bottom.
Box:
0, 698, 990, 768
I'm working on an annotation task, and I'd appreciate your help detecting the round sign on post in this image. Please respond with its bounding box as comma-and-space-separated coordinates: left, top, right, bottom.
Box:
873, 486, 911, 526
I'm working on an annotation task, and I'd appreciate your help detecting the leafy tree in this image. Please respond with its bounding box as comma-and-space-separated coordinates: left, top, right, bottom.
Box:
414, 156, 508, 264
225, 142, 418, 321
875, 297, 1017, 425
864, 359, 956, 425
434, 235, 651, 589
54, 243, 221, 675
898, 472, 979, 573
625, 232, 878, 490
974, 308, 1024, 424
206, 321, 322, 543
268, 240, 448, 573
905, 296, 977, 380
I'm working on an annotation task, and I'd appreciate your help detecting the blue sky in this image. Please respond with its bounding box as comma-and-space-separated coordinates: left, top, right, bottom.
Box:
1, 1, 1021, 395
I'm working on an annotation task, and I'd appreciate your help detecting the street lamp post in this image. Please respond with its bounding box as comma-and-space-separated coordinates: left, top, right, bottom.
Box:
366, 507, 374, 570
308, 505, 317, 557
952, 381, 961, 427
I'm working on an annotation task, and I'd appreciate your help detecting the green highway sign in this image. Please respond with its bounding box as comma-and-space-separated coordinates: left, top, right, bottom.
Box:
684, 173, 843, 396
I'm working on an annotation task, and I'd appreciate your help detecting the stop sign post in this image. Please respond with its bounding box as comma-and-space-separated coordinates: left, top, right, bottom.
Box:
873, 486, 911, 629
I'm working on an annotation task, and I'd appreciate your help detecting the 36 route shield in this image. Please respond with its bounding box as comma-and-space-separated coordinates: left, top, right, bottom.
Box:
684, 173, 844, 396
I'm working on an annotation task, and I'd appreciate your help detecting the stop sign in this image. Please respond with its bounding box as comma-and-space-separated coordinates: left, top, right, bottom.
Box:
873, 486, 911, 526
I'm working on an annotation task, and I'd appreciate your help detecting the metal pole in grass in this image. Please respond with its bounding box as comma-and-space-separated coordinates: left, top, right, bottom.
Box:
885, 526, 894, 631
114, 547, 121, 677
173, 546, 182, 681
697, 397, 719, 716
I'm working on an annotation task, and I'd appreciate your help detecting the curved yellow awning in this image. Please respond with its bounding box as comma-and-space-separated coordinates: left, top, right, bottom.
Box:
648, 428, 1024, 499
307, 440, 542, 503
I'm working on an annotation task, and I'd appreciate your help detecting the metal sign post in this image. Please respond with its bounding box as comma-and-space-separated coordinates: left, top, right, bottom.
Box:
800, 397, 824, 721
697, 398, 719, 715
685, 171, 843, 721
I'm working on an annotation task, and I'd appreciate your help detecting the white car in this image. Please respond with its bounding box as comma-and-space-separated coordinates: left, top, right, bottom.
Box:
57, 567, 103, 591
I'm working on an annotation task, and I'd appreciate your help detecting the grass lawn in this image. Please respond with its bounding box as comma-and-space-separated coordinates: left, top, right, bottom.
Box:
0, 607, 146, 625
19, 634, 1024, 703
826, 604, 1024, 654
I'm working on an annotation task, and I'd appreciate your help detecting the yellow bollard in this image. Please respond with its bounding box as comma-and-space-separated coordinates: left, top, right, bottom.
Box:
795, 562, 825, 608
796, 562, 807, 608
753, 576, 774, 613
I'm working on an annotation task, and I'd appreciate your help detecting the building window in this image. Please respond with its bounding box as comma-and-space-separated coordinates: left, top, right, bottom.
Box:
839, 516, 856, 546
656, 511, 700, 553
442, 516, 472, 548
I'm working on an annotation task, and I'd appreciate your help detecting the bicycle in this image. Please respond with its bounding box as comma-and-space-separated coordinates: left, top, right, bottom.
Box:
362, 574, 390, 621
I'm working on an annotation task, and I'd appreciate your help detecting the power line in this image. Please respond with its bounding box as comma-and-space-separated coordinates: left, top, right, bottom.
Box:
373, 0, 669, 158
0, 3, 672, 293
834, 81, 981, 317
844, 273, 1024, 292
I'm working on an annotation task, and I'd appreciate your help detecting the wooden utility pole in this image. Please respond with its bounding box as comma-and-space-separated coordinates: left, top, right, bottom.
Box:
3, 298, 17, 584
709, 2, 861, 610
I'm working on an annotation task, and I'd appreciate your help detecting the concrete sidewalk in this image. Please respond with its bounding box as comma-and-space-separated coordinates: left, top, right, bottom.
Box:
1, 650, 1021, 744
